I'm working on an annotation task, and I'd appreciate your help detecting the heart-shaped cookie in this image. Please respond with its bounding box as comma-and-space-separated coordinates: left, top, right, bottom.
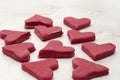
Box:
22, 59, 58, 80
82, 42, 116, 60
72, 58, 109, 80
64, 17, 91, 30
39, 40, 75, 58
0, 30, 31, 45
2, 42, 35, 62
68, 30, 95, 44
25, 15, 53, 29
35, 25, 63, 41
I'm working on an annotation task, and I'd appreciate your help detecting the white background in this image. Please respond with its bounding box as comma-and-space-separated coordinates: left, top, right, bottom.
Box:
0, 0, 120, 80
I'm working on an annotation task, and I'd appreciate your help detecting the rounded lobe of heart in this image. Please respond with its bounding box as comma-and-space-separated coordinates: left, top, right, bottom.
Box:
81, 42, 116, 60
45, 40, 63, 47
64, 17, 91, 30
68, 30, 95, 44
0, 30, 8, 39
72, 58, 109, 80
20, 42, 36, 53
15, 50, 30, 62
25, 15, 53, 29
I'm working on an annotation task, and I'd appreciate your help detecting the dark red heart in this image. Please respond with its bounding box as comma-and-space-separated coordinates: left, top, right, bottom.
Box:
25, 15, 53, 29
64, 17, 91, 30
72, 58, 109, 80
22, 59, 58, 80
35, 25, 63, 41
82, 42, 116, 60
2, 42, 35, 62
68, 30, 95, 44
39, 40, 75, 58
0, 30, 31, 45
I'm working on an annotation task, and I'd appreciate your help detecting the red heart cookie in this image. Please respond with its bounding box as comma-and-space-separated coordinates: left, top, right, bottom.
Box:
2, 42, 35, 62
68, 30, 95, 44
82, 42, 116, 60
0, 30, 31, 45
35, 25, 63, 41
72, 58, 109, 80
22, 59, 58, 80
25, 15, 53, 29
39, 40, 75, 58
64, 17, 91, 30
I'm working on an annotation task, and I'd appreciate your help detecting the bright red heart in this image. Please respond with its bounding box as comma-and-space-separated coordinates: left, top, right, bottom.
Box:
39, 40, 75, 58
68, 30, 95, 44
72, 58, 109, 80
2, 42, 35, 62
64, 17, 91, 30
35, 25, 63, 41
25, 15, 53, 29
0, 30, 31, 45
82, 42, 116, 60
22, 59, 58, 80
